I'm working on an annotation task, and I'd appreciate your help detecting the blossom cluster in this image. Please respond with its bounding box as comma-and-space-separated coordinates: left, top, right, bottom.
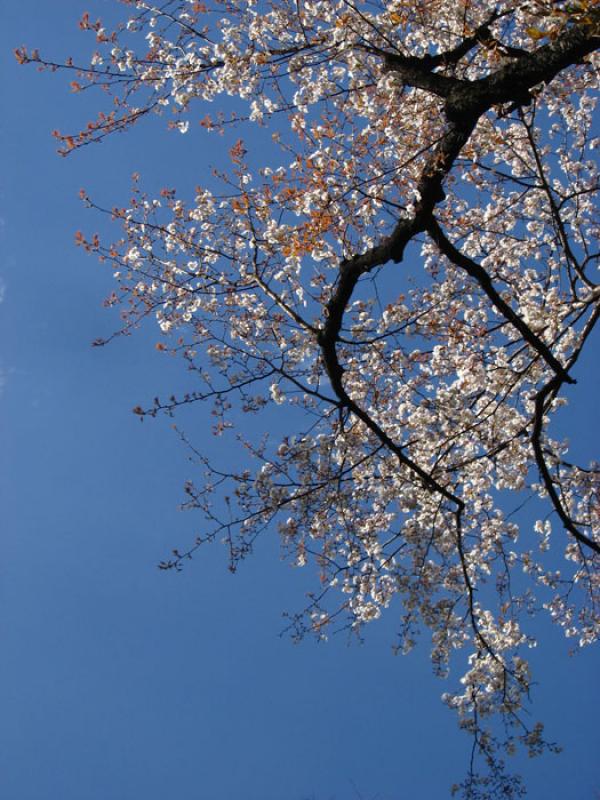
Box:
31, 1, 600, 794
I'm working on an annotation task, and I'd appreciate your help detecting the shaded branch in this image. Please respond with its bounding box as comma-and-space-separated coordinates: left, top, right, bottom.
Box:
427, 217, 575, 384
531, 305, 600, 556
317, 17, 598, 510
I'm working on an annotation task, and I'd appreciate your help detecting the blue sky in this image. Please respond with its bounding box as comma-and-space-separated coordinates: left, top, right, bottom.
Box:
1, 3, 599, 799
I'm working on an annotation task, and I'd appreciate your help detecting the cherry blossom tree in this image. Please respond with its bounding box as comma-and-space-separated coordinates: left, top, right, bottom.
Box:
18, 1, 599, 795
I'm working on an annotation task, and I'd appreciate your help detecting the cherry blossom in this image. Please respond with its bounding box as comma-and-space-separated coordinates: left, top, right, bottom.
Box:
20, 2, 600, 795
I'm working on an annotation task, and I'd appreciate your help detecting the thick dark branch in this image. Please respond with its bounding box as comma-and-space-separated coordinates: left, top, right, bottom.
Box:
315, 329, 463, 506
382, 57, 461, 97
317, 16, 598, 507
531, 304, 600, 556
446, 20, 600, 117
427, 218, 575, 384
532, 379, 600, 556
378, 12, 503, 97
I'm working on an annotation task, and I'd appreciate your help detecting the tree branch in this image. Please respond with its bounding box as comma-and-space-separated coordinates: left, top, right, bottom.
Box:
317, 14, 598, 513
427, 217, 575, 384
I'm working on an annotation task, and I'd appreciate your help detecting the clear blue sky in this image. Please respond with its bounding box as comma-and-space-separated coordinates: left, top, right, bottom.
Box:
1, 3, 599, 799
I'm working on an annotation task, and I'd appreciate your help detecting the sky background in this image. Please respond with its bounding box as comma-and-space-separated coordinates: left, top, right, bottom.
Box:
1, 3, 599, 799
